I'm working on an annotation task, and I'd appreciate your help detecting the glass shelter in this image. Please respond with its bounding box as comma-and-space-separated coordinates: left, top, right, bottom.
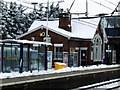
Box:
0, 39, 52, 73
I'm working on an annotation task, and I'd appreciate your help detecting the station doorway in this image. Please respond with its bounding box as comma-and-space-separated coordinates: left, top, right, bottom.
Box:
80, 47, 87, 66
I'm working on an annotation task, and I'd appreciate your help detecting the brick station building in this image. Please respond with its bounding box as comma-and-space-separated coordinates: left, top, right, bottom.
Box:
94, 15, 120, 65
18, 13, 100, 67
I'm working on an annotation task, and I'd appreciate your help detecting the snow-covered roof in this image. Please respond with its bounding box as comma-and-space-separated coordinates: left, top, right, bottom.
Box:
19, 18, 100, 39
71, 18, 100, 39
0, 39, 52, 45
19, 20, 77, 39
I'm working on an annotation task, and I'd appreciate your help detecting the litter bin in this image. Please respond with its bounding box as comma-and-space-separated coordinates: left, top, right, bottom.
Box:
54, 62, 66, 70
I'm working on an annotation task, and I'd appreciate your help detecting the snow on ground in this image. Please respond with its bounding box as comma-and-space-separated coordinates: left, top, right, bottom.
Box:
0, 64, 119, 79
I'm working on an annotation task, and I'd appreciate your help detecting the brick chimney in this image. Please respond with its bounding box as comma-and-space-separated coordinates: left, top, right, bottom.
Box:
59, 13, 71, 32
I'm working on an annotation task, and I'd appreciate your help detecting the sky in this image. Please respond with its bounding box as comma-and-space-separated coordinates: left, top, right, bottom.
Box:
3, 0, 120, 16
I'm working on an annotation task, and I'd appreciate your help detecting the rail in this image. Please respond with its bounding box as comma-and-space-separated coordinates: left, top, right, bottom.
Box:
73, 78, 120, 90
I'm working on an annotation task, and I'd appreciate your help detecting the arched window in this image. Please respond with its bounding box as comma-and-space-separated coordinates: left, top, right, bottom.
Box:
93, 34, 102, 61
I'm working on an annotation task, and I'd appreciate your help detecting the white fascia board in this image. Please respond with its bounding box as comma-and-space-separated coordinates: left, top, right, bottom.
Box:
0, 39, 52, 46
42, 26, 72, 39
17, 25, 44, 39
54, 44, 63, 47
18, 25, 71, 39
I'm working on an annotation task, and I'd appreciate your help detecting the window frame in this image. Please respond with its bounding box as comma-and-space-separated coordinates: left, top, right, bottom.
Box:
93, 34, 102, 61
54, 44, 63, 60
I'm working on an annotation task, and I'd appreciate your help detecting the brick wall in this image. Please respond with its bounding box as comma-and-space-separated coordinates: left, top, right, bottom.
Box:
21, 28, 94, 65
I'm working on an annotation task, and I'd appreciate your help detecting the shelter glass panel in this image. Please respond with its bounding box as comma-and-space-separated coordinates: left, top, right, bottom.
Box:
23, 45, 28, 72
3, 44, 20, 72
38, 46, 45, 70
30, 49, 38, 71
30, 45, 45, 71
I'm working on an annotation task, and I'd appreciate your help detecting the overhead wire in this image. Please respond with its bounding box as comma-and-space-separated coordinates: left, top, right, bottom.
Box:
68, 0, 76, 12
16, 0, 64, 11
78, 19, 98, 26
104, 0, 117, 6
3, 0, 119, 18
72, 19, 98, 29
90, 0, 114, 11
111, 2, 120, 15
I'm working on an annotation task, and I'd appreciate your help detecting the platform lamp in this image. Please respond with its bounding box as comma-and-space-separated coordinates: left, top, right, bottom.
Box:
31, 2, 38, 19
44, 0, 64, 70
45, 0, 64, 43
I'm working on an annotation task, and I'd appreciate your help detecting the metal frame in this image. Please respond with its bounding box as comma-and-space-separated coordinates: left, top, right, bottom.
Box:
0, 39, 52, 73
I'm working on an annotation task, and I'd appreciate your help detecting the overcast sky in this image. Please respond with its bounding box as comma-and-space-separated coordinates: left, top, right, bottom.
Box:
3, 0, 120, 16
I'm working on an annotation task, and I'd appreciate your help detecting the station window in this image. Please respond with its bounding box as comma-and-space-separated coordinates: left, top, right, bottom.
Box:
93, 34, 102, 61
54, 44, 63, 60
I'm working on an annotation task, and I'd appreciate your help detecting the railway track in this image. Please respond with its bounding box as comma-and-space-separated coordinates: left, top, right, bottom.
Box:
72, 78, 120, 90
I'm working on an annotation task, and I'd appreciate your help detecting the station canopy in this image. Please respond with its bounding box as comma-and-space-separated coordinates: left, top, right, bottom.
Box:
0, 39, 52, 45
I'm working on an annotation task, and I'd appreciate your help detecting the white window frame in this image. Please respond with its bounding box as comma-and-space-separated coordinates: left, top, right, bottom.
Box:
93, 34, 102, 61
54, 44, 63, 60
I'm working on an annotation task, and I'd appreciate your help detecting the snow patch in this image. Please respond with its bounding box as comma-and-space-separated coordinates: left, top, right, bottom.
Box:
55, 62, 66, 65
27, 18, 100, 39
0, 64, 119, 79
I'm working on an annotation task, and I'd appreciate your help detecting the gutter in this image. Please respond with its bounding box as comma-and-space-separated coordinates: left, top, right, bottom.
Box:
69, 37, 92, 41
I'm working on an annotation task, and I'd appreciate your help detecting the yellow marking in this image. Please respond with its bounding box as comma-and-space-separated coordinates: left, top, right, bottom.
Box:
6, 57, 18, 60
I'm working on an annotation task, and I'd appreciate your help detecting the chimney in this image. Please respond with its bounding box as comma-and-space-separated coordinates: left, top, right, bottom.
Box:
59, 13, 71, 32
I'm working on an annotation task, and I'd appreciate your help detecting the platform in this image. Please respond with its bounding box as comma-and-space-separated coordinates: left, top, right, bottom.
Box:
1, 66, 120, 90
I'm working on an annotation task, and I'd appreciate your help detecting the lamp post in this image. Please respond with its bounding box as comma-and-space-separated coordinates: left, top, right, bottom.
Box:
31, 2, 38, 19
46, 0, 49, 41
85, 0, 88, 17
45, 0, 64, 43
31, 2, 38, 11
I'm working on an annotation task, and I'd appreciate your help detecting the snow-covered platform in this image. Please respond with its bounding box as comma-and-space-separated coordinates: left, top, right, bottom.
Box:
1, 65, 120, 90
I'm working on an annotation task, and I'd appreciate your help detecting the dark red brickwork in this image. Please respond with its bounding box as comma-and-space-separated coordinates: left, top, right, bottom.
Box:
21, 28, 94, 66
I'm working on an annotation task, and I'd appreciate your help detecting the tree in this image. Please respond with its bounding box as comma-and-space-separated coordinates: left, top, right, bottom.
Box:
0, 1, 62, 39
1, 1, 9, 39
48, 2, 62, 19
1, 1, 30, 39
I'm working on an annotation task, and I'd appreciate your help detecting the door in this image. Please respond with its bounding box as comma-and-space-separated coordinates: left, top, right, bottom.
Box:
81, 50, 87, 66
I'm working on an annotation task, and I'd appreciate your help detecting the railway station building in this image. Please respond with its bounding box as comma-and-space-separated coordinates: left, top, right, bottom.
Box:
18, 13, 101, 67
1, 14, 119, 73
94, 15, 120, 64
